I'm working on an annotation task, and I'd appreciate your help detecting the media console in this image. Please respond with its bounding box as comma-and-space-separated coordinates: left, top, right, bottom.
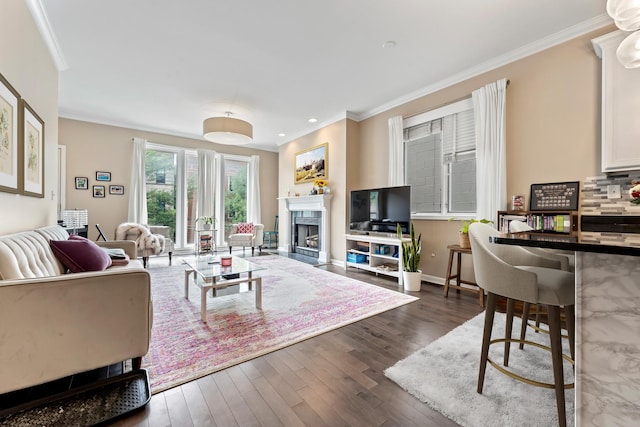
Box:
345, 233, 407, 286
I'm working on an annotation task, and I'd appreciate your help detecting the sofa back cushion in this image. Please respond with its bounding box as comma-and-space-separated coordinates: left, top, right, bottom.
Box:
0, 227, 69, 280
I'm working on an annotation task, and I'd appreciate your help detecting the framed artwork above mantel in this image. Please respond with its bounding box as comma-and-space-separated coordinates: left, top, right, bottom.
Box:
294, 143, 327, 184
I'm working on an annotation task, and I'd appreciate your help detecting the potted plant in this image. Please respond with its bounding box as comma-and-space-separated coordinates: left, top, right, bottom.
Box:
197, 216, 216, 230
452, 218, 493, 249
397, 223, 422, 292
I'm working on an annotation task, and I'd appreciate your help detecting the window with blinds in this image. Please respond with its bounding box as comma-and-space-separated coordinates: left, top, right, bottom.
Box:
403, 98, 476, 216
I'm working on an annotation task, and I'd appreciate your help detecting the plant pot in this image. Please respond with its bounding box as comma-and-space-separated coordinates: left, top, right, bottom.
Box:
459, 232, 470, 249
203, 224, 211, 230
402, 270, 422, 292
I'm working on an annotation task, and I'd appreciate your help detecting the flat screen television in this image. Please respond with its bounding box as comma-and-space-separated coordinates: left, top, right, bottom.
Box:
349, 185, 411, 235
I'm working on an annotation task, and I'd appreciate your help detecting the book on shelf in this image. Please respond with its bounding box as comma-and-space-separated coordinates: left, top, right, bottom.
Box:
200, 235, 212, 251
498, 210, 575, 234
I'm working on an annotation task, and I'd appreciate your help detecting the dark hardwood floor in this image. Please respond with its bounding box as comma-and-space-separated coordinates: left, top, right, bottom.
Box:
110, 260, 485, 427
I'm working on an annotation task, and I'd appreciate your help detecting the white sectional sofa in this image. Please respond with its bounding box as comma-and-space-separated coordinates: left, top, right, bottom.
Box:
0, 225, 153, 395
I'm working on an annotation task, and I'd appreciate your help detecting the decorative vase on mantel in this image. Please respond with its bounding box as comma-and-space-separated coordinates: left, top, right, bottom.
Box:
318, 187, 324, 194
459, 232, 470, 249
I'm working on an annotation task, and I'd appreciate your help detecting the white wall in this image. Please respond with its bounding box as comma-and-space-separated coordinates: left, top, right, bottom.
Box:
0, 0, 59, 234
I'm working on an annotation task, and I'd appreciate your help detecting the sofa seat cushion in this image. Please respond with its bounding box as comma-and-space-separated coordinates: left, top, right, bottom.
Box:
50, 236, 112, 273
229, 234, 254, 245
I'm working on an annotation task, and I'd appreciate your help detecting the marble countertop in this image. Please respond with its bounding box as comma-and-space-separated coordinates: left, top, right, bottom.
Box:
490, 231, 640, 256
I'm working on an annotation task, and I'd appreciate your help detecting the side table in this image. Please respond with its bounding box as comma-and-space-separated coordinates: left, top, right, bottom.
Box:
195, 228, 217, 256
443, 244, 484, 307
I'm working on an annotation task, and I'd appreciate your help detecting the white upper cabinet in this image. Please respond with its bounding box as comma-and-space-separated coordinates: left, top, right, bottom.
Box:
592, 31, 640, 173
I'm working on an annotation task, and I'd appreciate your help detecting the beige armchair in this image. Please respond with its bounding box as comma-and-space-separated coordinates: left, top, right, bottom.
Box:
115, 223, 174, 267
228, 223, 264, 255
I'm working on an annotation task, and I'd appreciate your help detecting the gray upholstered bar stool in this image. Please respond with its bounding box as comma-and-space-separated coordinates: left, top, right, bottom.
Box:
509, 220, 575, 356
509, 220, 574, 272
469, 222, 575, 427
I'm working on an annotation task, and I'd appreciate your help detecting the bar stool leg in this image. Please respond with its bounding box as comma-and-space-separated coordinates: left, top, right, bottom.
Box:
547, 304, 567, 427
504, 297, 515, 366
478, 292, 497, 394
565, 304, 576, 363
455, 252, 462, 294
519, 302, 531, 350
443, 249, 454, 297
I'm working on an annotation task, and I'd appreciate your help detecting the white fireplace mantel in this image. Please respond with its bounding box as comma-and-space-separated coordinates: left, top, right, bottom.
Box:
279, 194, 332, 262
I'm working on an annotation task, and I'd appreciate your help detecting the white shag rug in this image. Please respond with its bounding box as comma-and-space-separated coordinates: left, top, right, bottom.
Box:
385, 311, 574, 427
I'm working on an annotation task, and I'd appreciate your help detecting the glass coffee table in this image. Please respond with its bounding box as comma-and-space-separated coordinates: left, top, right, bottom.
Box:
183, 256, 266, 323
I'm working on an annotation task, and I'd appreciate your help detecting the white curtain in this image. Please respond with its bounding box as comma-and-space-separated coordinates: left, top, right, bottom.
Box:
247, 155, 261, 224
388, 115, 404, 186
213, 153, 224, 245
473, 78, 507, 224
128, 138, 148, 224
197, 149, 223, 245
197, 149, 216, 219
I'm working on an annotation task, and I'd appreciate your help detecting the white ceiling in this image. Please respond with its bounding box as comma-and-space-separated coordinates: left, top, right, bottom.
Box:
36, 0, 610, 152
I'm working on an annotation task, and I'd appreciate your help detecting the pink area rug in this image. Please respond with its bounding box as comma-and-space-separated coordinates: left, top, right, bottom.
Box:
143, 255, 418, 393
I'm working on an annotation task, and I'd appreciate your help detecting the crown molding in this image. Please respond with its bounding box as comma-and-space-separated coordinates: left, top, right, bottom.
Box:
26, 0, 68, 71
59, 111, 279, 152
358, 14, 613, 121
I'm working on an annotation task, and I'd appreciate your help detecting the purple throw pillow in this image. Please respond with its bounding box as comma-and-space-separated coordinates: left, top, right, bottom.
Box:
50, 236, 112, 273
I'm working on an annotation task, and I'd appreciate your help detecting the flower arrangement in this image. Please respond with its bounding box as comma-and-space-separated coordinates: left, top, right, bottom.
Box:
630, 180, 640, 205
314, 179, 327, 188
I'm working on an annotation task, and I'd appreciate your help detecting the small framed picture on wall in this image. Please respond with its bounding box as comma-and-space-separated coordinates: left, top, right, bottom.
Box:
96, 171, 111, 181
93, 185, 105, 198
75, 176, 88, 190
109, 185, 124, 195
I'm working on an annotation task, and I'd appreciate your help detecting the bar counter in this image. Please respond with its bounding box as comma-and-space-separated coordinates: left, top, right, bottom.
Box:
490, 230, 640, 256
491, 231, 640, 426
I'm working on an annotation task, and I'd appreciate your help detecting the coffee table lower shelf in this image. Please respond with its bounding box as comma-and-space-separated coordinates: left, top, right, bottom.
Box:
184, 269, 262, 323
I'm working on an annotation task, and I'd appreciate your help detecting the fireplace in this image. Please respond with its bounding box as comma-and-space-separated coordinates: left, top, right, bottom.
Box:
281, 194, 332, 263
292, 213, 321, 258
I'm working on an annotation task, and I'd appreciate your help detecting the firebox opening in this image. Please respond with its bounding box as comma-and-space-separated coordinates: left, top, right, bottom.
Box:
292, 212, 321, 258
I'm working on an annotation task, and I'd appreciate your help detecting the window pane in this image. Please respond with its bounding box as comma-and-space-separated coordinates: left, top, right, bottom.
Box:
224, 159, 248, 240
449, 155, 476, 213
145, 150, 176, 239
404, 97, 476, 216
186, 153, 198, 245
406, 134, 442, 213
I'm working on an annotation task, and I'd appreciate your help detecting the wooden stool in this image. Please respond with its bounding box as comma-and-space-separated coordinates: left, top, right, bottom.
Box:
443, 244, 484, 306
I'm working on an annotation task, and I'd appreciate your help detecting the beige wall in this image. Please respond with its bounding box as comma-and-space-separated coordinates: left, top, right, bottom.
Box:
0, 0, 59, 234
282, 25, 614, 284
60, 118, 279, 241
278, 119, 350, 259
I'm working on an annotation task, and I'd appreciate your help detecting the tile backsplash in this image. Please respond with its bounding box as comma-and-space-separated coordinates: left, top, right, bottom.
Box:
581, 174, 640, 215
